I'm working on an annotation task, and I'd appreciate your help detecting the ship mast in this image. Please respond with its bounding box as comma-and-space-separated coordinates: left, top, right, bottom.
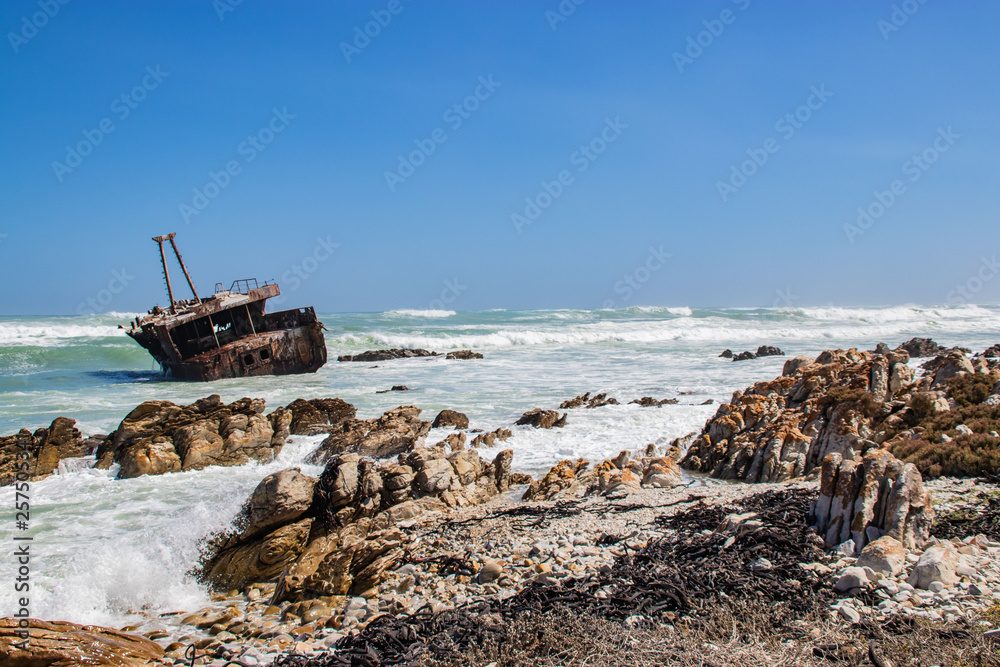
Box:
153, 233, 201, 314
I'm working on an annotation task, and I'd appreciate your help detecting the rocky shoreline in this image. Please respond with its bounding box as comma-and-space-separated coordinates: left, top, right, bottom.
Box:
3, 339, 1000, 665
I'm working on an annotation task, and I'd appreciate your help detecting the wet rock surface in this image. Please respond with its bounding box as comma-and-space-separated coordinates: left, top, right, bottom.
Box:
445, 350, 483, 360
286, 399, 356, 436
0, 416, 89, 486
307, 406, 432, 464
336, 349, 440, 362
96, 395, 283, 479
514, 409, 567, 429
0, 617, 164, 666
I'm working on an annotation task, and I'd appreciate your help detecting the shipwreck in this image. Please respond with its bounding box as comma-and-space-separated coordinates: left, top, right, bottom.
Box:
124, 233, 327, 381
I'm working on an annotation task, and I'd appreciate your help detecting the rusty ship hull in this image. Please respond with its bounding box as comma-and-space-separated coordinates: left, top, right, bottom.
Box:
126, 234, 328, 382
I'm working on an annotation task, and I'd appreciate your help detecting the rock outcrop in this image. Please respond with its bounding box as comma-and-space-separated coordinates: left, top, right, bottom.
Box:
629, 396, 678, 407
515, 409, 567, 429
307, 406, 432, 464
286, 398, 356, 435
809, 448, 933, 552
559, 392, 619, 409
200, 444, 513, 600
445, 350, 483, 360
681, 348, 919, 484
895, 337, 946, 358
96, 395, 283, 479
0, 417, 89, 486
469, 427, 512, 448
0, 617, 164, 666
337, 349, 440, 362
524, 450, 683, 501
432, 409, 469, 429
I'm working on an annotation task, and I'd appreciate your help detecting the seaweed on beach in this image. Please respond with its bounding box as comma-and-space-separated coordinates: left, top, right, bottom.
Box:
273, 488, 836, 667
932, 491, 1000, 542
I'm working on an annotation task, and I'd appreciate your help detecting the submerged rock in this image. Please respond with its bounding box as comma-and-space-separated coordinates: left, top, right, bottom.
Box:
559, 392, 619, 409
337, 349, 440, 362
445, 350, 484, 360
515, 409, 567, 429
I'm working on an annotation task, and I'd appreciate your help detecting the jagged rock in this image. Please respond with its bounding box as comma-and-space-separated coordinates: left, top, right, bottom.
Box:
896, 337, 946, 358
629, 397, 678, 407
510, 472, 533, 485
337, 349, 440, 362
433, 409, 469, 429
857, 535, 905, 576
984, 344, 1000, 358
931, 350, 975, 386
0, 617, 164, 666
101, 395, 282, 478
268, 406, 292, 447
810, 448, 932, 551
287, 398, 356, 435
719, 349, 734, 358
1, 417, 88, 486
515, 409, 567, 429
681, 348, 916, 484
470, 428, 512, 448
201, 439, 510, 598
756, 345, 784, 357
441, 432, 466, 450
732, 351, 756, 361
524, 452, 682, 501
308, 406, 431, 464
873, 342, 891, 355
446, 350, 483, 360
783, 356, 814, 376
560, 392, 619, 409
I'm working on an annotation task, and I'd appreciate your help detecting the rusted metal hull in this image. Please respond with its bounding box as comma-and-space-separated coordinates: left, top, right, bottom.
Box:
162, 323, 327, 382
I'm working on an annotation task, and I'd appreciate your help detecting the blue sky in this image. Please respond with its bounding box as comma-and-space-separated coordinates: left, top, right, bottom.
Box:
1, 0, 998, 315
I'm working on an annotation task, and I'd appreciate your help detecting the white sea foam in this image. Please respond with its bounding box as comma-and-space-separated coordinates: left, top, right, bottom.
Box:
382, 309, 456, 318
0, 323, 127, 346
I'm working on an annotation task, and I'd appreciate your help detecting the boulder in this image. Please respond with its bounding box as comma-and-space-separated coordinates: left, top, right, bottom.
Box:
629, 397, 678, 407
432, 409, 469, 429
470, 428, 511, 448
0, 617, 164, 666
834, 566, 871, 592
782, 356, 814, 377
756, 345, 784, 357
895, 337, 946, 358
719, 349, 734, 358
445, 350, 483, 360
908, 543, 960, 590
732, 351, 756, 361
515, 409, 567, 429
983, 344, 1000, 358
240, 468, 317, 538
337, 349, 440, 362
104, 395, 283, 479
308, 406, 431, 464
856, 535, 906, 576
286, 398, 356, 435
932, 350, 975, 386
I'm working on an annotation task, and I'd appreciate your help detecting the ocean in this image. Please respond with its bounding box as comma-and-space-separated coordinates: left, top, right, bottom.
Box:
1, 304, 998, 629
